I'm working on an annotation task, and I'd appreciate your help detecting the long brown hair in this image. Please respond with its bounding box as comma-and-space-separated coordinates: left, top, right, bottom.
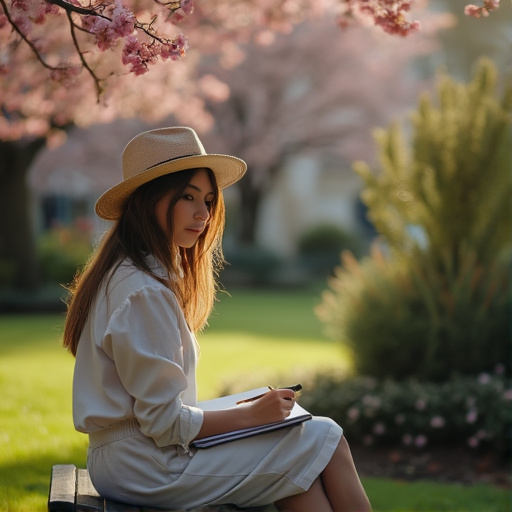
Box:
63, 168, 225, 356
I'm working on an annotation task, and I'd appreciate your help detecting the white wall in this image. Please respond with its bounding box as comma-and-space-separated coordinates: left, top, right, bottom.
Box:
256, 155, 362, 257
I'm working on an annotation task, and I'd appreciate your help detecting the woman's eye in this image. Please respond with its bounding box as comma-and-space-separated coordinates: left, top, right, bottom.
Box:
183, 194, 194, 201
205, 200, 213, 210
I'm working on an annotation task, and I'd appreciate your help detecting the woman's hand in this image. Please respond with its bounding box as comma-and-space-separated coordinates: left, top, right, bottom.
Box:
240, 388, 296, 427
195, 388, 296, 440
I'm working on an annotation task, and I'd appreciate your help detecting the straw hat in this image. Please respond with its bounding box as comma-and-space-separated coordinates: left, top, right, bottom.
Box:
95, 126, 247, 220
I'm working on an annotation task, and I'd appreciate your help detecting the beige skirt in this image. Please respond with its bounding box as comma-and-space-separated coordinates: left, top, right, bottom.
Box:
87, 416, 342, 509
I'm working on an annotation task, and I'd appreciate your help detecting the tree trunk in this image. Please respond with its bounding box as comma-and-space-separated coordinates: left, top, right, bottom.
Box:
237, 176, 263, 245
0, 138, 46, 289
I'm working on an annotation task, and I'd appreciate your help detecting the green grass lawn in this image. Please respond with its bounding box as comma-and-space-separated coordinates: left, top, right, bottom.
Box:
1, 287, 510, 512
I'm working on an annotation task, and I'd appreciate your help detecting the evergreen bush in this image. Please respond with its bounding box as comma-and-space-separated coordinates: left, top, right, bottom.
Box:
297, 223, 362, 275
316, 59, 512, 381
37, 224, 92, 285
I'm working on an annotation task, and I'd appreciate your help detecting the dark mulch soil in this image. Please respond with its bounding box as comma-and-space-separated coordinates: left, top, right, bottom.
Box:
350, 444, 511, 488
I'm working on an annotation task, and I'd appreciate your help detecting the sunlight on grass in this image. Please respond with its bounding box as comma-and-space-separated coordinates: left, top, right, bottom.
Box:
1, 290, 510, 512
197, 331, 349, 400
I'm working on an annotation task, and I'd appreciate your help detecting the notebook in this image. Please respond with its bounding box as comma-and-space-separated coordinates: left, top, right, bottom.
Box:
192, 386, 312, 448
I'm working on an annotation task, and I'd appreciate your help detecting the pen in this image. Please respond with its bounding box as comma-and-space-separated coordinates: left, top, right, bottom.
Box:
236, 384, 302, 405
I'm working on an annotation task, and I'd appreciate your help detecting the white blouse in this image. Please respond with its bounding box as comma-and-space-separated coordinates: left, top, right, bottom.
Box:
72, 256, 204, 451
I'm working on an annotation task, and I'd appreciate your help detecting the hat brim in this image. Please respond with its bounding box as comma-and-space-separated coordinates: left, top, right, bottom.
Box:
95, 153, 247, 220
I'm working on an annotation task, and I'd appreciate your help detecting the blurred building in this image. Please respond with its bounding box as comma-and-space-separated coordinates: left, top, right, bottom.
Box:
29, 121, 370, 259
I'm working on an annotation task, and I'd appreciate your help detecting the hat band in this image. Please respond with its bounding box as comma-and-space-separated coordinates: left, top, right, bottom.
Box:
146, 152, 202, 171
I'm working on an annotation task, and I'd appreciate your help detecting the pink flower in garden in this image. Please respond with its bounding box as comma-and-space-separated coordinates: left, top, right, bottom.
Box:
415, 398, 427, 411
478, 372, 491, 384
430, 416, 445, 428
414, 435, 427, 447
466, 410, 478, 424
468, 436, 479, 447
373, 422, 386, 435
347, 407, 360, 421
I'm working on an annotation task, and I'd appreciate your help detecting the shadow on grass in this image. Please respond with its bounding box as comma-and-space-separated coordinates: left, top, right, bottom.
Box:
0, 443, 87, 509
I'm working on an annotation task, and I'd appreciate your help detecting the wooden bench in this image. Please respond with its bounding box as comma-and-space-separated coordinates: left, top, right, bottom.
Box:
48, 464, 277, 512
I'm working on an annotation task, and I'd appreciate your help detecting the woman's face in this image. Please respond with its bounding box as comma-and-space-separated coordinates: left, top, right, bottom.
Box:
155, 169, 214, 248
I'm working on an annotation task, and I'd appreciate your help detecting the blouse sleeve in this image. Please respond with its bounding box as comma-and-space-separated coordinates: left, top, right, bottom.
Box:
102, 285, 203, 450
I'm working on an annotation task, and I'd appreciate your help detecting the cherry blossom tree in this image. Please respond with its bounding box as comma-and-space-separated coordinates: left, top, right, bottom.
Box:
0, 0, 491, 289
197, 7, 451, 245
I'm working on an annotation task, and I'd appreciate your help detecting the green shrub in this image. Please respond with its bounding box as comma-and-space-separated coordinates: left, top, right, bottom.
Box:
316, 246, 511, 381
37, 224, 93, 285
222, 246, 283, 286
317, 59, 512, 381
300, 370, 512, 454
297, 223, 362, 275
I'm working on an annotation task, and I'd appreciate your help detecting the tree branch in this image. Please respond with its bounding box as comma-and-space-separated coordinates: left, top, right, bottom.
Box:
65, 10, 103, 99
45, 0, 100, 17
0, 0, 61, 72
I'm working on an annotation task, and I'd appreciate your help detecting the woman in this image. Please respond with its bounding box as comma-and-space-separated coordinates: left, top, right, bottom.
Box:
64, 126, 371, 512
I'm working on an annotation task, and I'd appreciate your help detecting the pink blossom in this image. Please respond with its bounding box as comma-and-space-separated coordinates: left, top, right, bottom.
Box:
81, 1, 135, 52
11, 0, 29, 11
353, 0, 421, 37
415, 398, 427, 411
464, 5, 484, 17
347, 407, 360, 421
373, 422, 386, 435
110, 2, 135, 37
50, 65, 82, 86
0, 14, 8, 29
503, 389, 512, 400
414, 434, 427, 447
181, 0, 194, 16
430, 416, 445, 428
465, 0, 500, 18
466, 410, 478, 424
468, 436, 479, 447
478, 372, 491, 384
160, 35, 188, 61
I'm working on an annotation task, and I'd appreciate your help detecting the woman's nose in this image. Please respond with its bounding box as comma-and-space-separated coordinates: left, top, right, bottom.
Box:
195, 203, 210, 220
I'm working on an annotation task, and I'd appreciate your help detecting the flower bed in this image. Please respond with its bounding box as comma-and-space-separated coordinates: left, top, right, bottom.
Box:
300, 369, 512, 453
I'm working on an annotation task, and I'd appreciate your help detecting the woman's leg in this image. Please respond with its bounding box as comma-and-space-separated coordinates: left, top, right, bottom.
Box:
275, 477, 333, 512
320, 436, 372, 512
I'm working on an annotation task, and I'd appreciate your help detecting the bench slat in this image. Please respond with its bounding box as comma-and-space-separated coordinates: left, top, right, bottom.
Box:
48, 465, 77, 512
76, 468, 104, 512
